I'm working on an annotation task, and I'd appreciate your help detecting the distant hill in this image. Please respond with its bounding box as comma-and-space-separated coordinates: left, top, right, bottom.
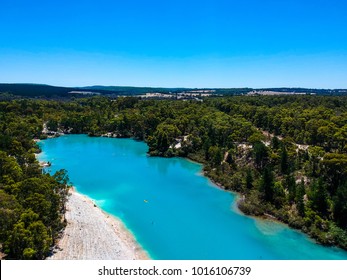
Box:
0, 84, 85, 98
0, 84, 256, 98
1, 83, 346, 99
258, 88, 347, 96
0, 84, 188, 98
81, 85, 188, 95
83, 86, 254, 96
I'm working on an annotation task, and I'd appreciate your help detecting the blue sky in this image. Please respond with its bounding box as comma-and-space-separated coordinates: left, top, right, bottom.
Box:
1, 0, 346, 88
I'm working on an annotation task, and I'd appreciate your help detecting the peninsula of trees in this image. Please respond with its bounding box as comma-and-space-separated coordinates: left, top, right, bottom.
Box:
1, 94, 347, 259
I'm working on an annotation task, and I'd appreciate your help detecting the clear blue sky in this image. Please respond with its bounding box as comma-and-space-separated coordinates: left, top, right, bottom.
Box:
1, 0, 346, 88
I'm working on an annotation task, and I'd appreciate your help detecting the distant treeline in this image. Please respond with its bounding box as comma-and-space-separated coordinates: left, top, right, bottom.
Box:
1, 83, 346, 99
258, 88, 347, 95
0, 84, 252, 98
0, 84, 108, 99
83, 85, 188, 95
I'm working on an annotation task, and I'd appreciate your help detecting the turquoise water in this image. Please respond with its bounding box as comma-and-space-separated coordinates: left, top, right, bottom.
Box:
38, 135, 347, 260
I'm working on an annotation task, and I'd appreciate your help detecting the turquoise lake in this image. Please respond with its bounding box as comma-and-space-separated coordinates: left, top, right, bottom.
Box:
38, 135, 347, 260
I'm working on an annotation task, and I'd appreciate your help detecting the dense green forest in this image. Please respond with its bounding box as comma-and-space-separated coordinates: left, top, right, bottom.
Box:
0, 101, 70, 259
1, 95, 347, 258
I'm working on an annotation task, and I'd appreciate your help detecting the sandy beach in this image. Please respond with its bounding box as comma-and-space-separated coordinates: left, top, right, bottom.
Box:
47, 188, 149, 260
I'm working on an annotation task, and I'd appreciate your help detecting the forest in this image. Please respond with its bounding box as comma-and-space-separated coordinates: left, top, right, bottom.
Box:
0, 99, 70, 259
0, 94, 347, 259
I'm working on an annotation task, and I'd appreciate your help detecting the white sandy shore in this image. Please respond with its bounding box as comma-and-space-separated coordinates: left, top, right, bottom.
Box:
47, 188, 149, 260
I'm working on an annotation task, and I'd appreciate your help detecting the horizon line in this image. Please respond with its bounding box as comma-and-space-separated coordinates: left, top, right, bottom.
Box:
0, 82, 346, 91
